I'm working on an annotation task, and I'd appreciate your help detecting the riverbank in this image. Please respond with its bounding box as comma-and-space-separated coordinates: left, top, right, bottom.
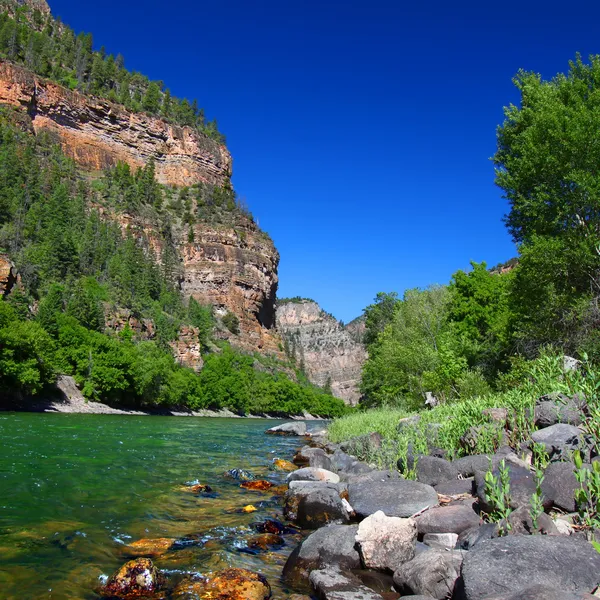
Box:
0, 375, 324, 419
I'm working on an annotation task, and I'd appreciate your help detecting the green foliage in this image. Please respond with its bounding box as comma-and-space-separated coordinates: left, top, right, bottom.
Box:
530, 467, 545, 532
484, 459, 512, 534
188, 298, 214, 351
0, 6, 225, 141
574, 451, 600, 536
222, 311, 240, 335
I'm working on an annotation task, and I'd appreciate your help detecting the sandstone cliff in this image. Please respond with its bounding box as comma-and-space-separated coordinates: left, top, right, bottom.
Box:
0, 57, 283, 357
0, 61, 231, 187
276, 301, 367, 405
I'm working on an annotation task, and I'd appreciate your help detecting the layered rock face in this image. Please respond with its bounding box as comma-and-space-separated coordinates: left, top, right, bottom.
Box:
0, 61, 231, 187
0, 254, 19, 297
182, 220, 281, 355
276, 301, 367, 405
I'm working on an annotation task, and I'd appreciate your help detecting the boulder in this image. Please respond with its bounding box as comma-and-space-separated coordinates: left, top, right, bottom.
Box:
331, 449, 372, 477
434, 477, 474, 496
461, 536, 600, 600
483, 584, 596, 600
504, 505, 559, 535
348, 478, 438, 519
531, 424, 585, 461
283, 524, 360, 585
415, 504, 480, 536
535, 393, 583, 428
100, 558, 163, 599
344, 469, 401, 485
309, 567, 385, 600
422, 533, 458, 549
284, 481, 349, 529
474, 462, 549, 512
455, 522, 499, 550
452, 454, 493, 477
542, 461, 579, 512
355, 511, 416, 571
414, 456, 458, 487
201, 568, 271, 600
287, 467, 340, 484
296, 447, 336, 471
266, 421, 307, 436
393, 549, 465, 600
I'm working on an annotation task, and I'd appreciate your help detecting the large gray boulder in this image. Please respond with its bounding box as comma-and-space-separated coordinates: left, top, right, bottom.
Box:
452, 454, 493, 477
287, 467, 340, 484
531, 424, 585, 461
266, 421, 307, 436
461, 536, 600, 600
415, 456, 459, 487
348, 478, 438, 519
355, 511, 416, 571
535, 393, 583, 429
541, 461, 579, 512
484, 584, 596, 599
284, 481, 349, 529
455, 523, 499, 550
331, 449, 373, 478
309, 567, 385, 600
393, 549, 465, 600
282, 524, 360, 585
434, 477, 474, 496
415, 504, 480, 536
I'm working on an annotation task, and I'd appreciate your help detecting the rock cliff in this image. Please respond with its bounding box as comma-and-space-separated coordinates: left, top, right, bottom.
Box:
0, 58, 281, 357
276, 301, 367, 405
0, 61, 232, 187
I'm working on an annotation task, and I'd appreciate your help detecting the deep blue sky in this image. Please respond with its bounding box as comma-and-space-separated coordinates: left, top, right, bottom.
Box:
47, 0, 600, 322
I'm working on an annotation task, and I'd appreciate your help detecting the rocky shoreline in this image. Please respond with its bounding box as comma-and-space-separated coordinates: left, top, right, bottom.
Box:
93, 394, 600, 599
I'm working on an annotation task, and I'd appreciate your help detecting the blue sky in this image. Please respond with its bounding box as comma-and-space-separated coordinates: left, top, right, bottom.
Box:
47, 0, 600, 322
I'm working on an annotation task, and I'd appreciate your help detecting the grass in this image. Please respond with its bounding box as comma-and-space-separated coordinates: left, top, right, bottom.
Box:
329, 353, 593, 470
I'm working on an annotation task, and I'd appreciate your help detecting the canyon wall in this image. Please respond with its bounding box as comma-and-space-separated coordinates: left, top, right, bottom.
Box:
276, 301, 367, 405
0, 61, 231, 187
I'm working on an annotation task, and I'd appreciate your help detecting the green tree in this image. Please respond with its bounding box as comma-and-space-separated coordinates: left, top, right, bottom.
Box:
142, 81, 161, 113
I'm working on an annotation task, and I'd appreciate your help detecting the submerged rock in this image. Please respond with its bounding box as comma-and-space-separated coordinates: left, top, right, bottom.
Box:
201, 568, 271, 600
123, 538, 175, 558
309, 567, 385, 600
245, 533, 285, 552
240, 480, 274, 491
224, 468, 255, 482
272, 458, 297, 472
100, 558, 163, 599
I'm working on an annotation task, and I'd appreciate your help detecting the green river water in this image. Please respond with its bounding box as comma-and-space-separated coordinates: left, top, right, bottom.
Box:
0, 413, 313, 599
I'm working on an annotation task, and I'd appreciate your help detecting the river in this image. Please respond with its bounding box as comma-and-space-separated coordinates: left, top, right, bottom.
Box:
0, 413, 311, 599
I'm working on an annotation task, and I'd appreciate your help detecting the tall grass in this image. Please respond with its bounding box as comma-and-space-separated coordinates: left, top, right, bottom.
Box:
329, 353, 594, 470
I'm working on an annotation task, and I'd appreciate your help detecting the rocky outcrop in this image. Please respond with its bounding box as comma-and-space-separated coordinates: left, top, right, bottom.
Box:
0, 254, 19, 297
276, 300, 367, 405
0, 61, 231, 187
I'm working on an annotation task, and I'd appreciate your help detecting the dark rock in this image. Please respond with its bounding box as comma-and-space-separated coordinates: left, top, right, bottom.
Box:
309, 567, 385, 600
474, 462, 550, 512
414, 456, 458, 487
294, 447, 335, 471
452, 454, 493, 477
244, 533, 285, 552
101, 558, 163, 599
461, 535, 600, 600
393, 549, 465, 600
354, 570, 400, 597
283, 524, 360, 585
340, 432, 383, 455
434, 477, 474, 496
266, 421, 307, 436
284, 481, 349, 529
535, 393, 583, 428
331, 448, 372, 476
542, 461, 579, 512
531, 424, 585, 461
504, 505, 559, 535
422, 533, 458, 549
251, 518, 296, 535
344, 469, 401, 485
348, 478, 438, 519
415, 504, 480, 536
455, 522, 499, 550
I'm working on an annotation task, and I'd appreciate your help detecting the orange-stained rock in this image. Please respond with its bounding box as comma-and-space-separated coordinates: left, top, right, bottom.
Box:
0, 62, 231, 188
247, 533, 284, 551
100, 558, 163, 599
123, 538, 175, 558
272, 459, 298, 472
240, 480, 274, 491
242, 505, 258, 513
178, 484, 212, 494
270, 485, 289, 496
171, 578, 207, 598
202, 568, 271, 600
0, 254, 19, 297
